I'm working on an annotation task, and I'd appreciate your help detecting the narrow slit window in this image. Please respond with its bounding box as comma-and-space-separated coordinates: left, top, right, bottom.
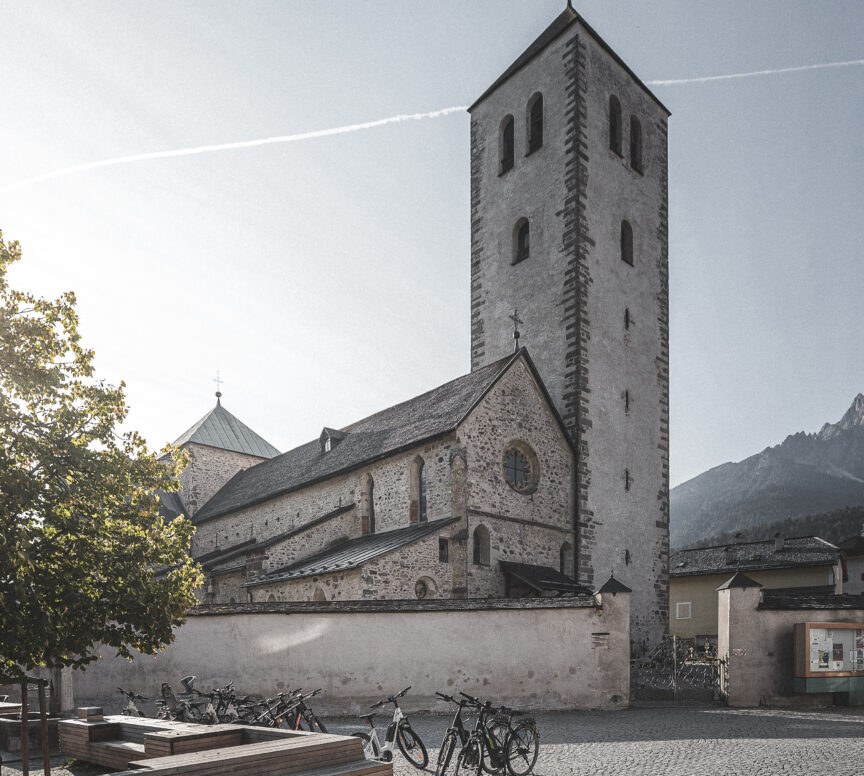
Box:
621, 220, 633, 266
630, 115, 643, 172
527, 93, 543, 154
609, 95, 622, 156
500, 115, 514, 174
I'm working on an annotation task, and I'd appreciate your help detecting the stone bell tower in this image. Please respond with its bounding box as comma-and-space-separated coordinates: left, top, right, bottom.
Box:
468, 4, 670, 652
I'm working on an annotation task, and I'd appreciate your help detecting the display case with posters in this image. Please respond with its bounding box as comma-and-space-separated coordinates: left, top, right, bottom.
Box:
793, 622, 864, 678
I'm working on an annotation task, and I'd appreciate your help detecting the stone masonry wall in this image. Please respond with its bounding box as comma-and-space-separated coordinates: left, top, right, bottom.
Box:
468, 20, 669, 651
175, 444, 267, 518
193, 437, 457, 559
458, 357, 576, 597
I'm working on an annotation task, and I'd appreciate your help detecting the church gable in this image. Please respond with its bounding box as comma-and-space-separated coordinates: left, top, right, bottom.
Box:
457, 351, 574, 527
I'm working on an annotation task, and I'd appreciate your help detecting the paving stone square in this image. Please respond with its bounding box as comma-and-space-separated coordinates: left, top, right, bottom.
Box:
3, 704, 862, 776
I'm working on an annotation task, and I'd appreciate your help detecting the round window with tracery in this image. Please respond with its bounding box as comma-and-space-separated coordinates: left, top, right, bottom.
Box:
502, 443, 539, 494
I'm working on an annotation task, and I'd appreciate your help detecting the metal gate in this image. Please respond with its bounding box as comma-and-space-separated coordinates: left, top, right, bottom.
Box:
631, 636, 728, 703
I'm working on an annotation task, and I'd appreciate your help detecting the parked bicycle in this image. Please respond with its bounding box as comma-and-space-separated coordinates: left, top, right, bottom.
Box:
350, 686, 427, 769
454, 693, 539, 776
117, 687, 147, 717
435, 692, 473, 776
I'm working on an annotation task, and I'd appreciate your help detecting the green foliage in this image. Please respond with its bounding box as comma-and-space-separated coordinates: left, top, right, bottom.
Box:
0, 230, 202, 681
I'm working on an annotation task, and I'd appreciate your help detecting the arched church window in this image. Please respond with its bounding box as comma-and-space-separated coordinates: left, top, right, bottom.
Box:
621, 220, 633, 266
418, 459, 427, 523
267, 594, 276, 602
513, 218, 530, 264
560, 541, 573, 575
363, 474, 376, 535
527, 93, 543, 154
312, 586, 326, 602
473, 525, 490, 566
410, 456, 428, 524
609, 95, 622, 156
500, 115, 515, 174
630, 115, 643, 172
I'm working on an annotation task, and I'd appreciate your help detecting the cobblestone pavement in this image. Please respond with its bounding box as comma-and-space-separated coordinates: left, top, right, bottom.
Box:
327, 703, 864, 776
4, 704, 863, 776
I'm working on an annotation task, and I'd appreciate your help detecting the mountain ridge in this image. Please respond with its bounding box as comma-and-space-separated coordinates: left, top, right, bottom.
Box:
671, 394, 864, 549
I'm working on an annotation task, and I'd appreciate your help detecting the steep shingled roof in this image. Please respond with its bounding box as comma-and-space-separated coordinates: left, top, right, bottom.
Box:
172, 399, 280, 459
246, 517, 459, 586
670, 536, 839, 578
193, 353, 520, 523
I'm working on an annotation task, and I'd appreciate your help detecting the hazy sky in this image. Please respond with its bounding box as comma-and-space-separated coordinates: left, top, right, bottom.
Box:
1, 1, 862, 487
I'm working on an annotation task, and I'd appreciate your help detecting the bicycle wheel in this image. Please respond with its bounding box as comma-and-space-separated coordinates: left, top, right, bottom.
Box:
504, 721, 539, 776
307, 713, 327, 733
397, 722, 428, 769
481, 719, 508, 774
350, 731, 376, 760
454, 738, 483, 776
436, 731, 458, 776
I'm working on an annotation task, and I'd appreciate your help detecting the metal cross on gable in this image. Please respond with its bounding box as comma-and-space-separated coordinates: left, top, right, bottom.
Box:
213, 371, 224, 402
508, 309, 524, 352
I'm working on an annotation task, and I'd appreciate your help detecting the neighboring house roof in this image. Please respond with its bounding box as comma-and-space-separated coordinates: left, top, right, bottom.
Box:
157, 490, 186, 520
194, 349, 568, 524
837, 532, 864, 557
716, 572, 761, 590
499, 561, 589, 595
468, 5, 669, 115
670, 536, 839, 578
759, 591, 864, 611
172, 398, 281, 459
246, 517, 459, 586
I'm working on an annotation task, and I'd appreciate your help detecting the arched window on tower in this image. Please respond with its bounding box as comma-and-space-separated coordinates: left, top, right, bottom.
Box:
527, 93, 543, 154
499, 115, 515, 174
513, 218, 530, 264
560, 541, 573, 575
620, 220, 633, 266
630, 115, 642, 172
472, 525, 490, 566
609, 95, 622, 156
410, 456, 428, 524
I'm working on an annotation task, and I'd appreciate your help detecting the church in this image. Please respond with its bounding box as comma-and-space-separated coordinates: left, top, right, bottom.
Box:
162, 4, 670, 652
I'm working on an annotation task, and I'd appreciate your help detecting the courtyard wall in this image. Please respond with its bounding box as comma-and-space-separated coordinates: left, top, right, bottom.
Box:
72, 593, 629, 714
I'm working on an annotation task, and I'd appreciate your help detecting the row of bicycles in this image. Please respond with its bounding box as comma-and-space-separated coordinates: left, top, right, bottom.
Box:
116, 680, 539, 775
352, 687, 539, 776
117, 677, 327, 732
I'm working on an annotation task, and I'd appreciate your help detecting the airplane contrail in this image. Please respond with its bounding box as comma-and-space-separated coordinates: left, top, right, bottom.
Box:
3, 57, 862, 193
646, 58, 864, 86
0, 106, 469, 194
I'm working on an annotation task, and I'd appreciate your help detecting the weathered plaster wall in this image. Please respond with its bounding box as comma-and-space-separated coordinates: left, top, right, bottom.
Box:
671, 565, 841, 638
718, 587, 864, 707
72, 594, 630, 714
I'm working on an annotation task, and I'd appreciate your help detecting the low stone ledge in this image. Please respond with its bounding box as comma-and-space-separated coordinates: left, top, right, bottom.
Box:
190, 594, 598, 616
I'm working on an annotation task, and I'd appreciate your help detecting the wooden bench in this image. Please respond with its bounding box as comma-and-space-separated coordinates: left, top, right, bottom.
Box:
59, 713, 392, 776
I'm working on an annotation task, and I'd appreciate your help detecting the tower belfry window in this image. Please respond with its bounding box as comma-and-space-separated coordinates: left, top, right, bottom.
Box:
527, 93, 543, 154
500, 115, 515, 174
513, 218, 530, 264
609, 95, 622, 156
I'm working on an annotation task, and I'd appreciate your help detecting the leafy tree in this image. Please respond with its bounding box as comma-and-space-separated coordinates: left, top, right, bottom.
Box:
0, 230, 201, 680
